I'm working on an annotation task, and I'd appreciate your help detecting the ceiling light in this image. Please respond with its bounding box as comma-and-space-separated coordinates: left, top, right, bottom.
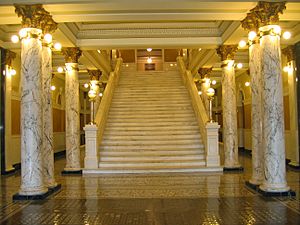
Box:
238, 40, 247, 48
57, 67, 64, 73
147, 57, 152, 63
84, 83, 89, 88
50, 85, 56, 91
236, 63, 243, 69
248, 31, 257, 41
54, 42, 62, 51
11, 35, 19, 43
212, 80, 217, 85
44, 33, 52, 43
147, 48, 152, 52
245, 82, 250, 87
283, 31, 291, 40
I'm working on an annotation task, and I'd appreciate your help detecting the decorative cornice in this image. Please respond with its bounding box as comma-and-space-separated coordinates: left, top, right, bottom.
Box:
4, 50, 16, 67
241, 12, 259, 32
87, 69, 102, 81
14, 4, 51, 29
250, 1, 286, 27
61, 47, 82, 63
282, 45, 295, 62
198, 67, 213, 79
216, 45, 238, 61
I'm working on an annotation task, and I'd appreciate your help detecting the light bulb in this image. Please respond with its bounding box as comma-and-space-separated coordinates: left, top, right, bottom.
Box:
84, 83, 89, 88
245, 82, 250, 87
50, 85, 56, 91
198, 48, 202, 51
11, 35, 19, 43
239, 40, 247, 48
99, 92, 103, 97
19, 29, 27, 38
126, 64, 129, 67
11, 69, 16, 76
88, 89, 97, 99
212, 80, 217, 85
147, 57, 152, 63
97, 49, 101, 53
273, 26, 281, 35
57, 67, 64, 73
283, 31, 291, 40
147, 48, 152, 52
198, 91, 202, 95
283, 66, 289, 72
54, 42, 62, 51
170, 63, 173, 67
206, 88, 215, 97
248, 31, 257, 41
44, 33, 52, 43
236, 63, 243, 69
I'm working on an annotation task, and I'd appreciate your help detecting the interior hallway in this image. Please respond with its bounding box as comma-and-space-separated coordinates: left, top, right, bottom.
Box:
0, 151, 299, 225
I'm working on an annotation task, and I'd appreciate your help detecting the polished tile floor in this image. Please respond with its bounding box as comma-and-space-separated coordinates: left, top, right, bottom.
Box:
0, 152, 299, 225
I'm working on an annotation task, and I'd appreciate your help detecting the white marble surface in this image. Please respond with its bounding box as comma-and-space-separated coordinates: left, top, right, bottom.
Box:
259, 25, 289, 192
249, 42, 264, 185
221, 60, 240, 168
84, 124, 99, 169
205, 122, 221, 167
201, 82, 210, 115
65, 63, 81, 171
20, 28, 48, 195
42, 44, 57, 188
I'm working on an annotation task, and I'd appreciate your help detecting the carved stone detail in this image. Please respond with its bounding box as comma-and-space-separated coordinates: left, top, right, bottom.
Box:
198, 67, 213, 79
250, 1, 286, 27
241, 12, 259, 32
88, 69, 102, 81
282, 45, 296, 62
15, 4, 51, 29
42, 14, 57, 34
4, 50, 16, 67
216, 45, 238, 61
61, 47, 82, 63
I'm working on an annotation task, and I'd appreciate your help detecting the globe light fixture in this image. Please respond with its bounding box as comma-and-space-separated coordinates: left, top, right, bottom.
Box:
19, 29, 27, 39
54, 42, 62, 51
50, 85, 56, 91
236, 63, 243, 69
44, 33, 52, 43
147, 57, 152, 63
211, 80, 217, 85
11, 69, 16, 76
84, 83, 89, 88
57, 67, 64, 73
239, 40, 247, 48
147, 48, 152, 52
245, 81, 250, 87
283, 31, 291, 40
248, 31, 257, 41
11, 35, 19, 43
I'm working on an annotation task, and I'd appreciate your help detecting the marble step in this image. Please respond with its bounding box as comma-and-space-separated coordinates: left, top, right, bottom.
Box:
108, 110, 195, 115
104, 125, 200, 131
102, 138, 202, 145
102, 133, 200, 140
99, 155, 205, 162
112, 94, 190, 99
108, 112, 194, 119
105, 121, 198, 128
100, 144, 204, 151
111, 97, 190, 103
109, 107, 193, 112
106, 118, 196, 124
98, 161, 206, 169
111, 100, 190, 105
104, 129, 199, 136
100, 150, 204, 156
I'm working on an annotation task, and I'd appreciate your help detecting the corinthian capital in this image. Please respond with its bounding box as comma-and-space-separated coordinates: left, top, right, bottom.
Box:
250, 1, 286, 27
14, 4, 50, 29
88, 69, 102, 81
4, 50, 16, 67
198, 67, 213, 79
216, 45, 238, 61
61, 47, 82, 63
241, 12, 259, 32
282, 46, 295, 62
42, 14, 57, 34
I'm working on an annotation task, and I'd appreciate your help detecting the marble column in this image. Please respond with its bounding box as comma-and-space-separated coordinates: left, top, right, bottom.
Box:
241, 13, 264, 185
62, 47, 82, 173
19, 27, 47, 195
283, 46, 300, 167
216, 45, 241, 170
4, 50, 16, 173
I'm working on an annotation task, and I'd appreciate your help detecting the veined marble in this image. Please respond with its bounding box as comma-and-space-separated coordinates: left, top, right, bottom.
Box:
259, 25, 289, 192
249, 42, 264, 185
221, 60, 240, 168
20, 28, 48, 195
65, 63, 81, 171
42, 43, 57, 188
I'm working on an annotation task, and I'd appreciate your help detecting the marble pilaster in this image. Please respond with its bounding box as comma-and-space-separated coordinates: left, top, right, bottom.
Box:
216, 45, 241, 169
241, 13, 264, 185
62, 47, 82, 173
259, 24, 289, 192
19, 27, 47, 195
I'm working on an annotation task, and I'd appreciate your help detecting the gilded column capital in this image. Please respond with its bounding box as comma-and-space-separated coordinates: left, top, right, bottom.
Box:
87, 69, 102, 81
4, 50, 16, 67
282, 45, 296, 62
198, 67, 213, 79
42, 14, 57, 34
250, 1, 286, 27
241, 12, 259, 33
61, 47, 82, 63
14, 4, 50, 29
216, 45, 238, 61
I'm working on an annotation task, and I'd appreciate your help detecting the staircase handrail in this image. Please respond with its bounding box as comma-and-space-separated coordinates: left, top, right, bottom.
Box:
177, 56, 209, 149
94, 58, 123, 146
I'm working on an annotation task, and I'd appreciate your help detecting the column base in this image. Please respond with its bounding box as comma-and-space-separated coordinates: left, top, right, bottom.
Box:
13, 189, 52, 201
258, 188, 296, 197
48, 183, 62, 194
287, 162, 300, 171
61, 169, 82, 175
223, 166, 244, 172
245, 181, 260, 191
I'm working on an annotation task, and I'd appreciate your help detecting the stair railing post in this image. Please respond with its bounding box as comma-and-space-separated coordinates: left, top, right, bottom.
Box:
84, 124, 99, 169
206, 122, 221, 167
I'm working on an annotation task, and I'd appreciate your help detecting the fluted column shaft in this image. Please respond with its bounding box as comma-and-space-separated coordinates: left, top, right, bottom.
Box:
249, 41, 264, 185
259, 25, 289, 192
42, 43, 57, 187
221, 61, 240, 168
65, 63, 81, 171
20, 28, 47, 195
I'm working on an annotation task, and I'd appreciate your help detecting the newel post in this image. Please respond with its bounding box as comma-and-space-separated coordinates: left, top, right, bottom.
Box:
84, 124, 99, 169
205, 122, 220, 167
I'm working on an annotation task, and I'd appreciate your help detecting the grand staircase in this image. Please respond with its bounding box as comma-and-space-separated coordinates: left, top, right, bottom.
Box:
98, 69, 206, 173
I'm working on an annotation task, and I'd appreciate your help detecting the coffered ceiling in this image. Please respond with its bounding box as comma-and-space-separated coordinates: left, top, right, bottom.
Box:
0, 0, 300, 83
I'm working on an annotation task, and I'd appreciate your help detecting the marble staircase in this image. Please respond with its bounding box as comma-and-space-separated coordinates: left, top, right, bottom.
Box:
98, 70, 206, 173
